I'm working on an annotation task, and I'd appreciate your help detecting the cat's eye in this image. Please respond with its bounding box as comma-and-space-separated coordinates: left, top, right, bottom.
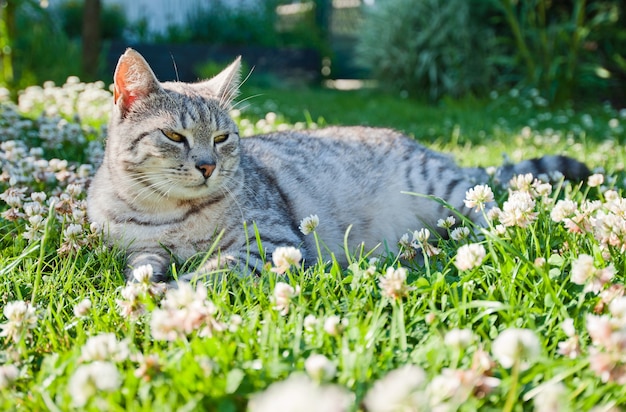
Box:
213, 134, 229, 144
161, 129, 186, 143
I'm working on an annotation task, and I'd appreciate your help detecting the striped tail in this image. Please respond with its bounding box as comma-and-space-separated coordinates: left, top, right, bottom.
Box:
494, 155, 590, 186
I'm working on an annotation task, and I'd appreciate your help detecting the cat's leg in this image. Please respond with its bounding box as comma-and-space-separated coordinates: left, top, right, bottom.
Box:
173, 250, 265, 284
126, 250, 171, 283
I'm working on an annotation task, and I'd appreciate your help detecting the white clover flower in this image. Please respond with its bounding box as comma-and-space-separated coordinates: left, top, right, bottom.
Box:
561, 318, 576, 338
500, 191, 537, 228
227, 314, 243, 333
0, 364, 19, 390
299, 214, 319, 235
411, 228, 441, 257
398, 233, 416, 260
509, 173, 534, 192
570, 254, 615, 294
249, 374, 353, 412
30, 191, 47, 203
492, 328, 541, 369
532, 180, 553, 198
0, 300, 37, 342
444, 328, 476, 350
116, 283, 146, 319
303, 314, 318, 332
378, 266, 414, 299
464, 184, 495, 212
454, 243, 486, 271
150, 309, 181, 341
80, 333, 130, 363
304, 354, 337, 382
608, 296, 626, 320
437, 216, 456, 229
363, 365, 427, 412
323, 315, 345, 337
132, 264, 154, 283
427, 368, 475, 410
150, 283, 225, 340
588, 173, 605, 188
450, 226, 470, 241
533, 382, 568, 412
413, 228, 430, 244
68, 361, 121, 408
273, 282, 301, 316
271, 246, 302, 274
73, 298, 92, 318
550, 199, 578, 222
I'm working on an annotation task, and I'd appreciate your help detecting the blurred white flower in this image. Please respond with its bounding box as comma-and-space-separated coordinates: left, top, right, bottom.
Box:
249, 374, 353, 412
0, 364, 19, 389
464, 184, 494, 212
454, 243, 486, 271
378, 266, 414, 299
324, 315, 346, 337
437, 216, 456, 229
303, 314, 318, 332
271, 246, 302, 274
588, 173, 605, 188
492, 328, 541, 370
304, 354, 337, 382
363, 365, 426, 412
500, 191, 537, 228
73, 298, 92, 318
132, 264, 154, 283
450, 226, 470, 241
0, 300, 37, 342
80, 333, 130, 363
68, 361, 121, 407
444, 328, 476, 351
509, 173, 534, 192
299, 214, 319, 235
533, 382, 568, 412
150, 283, 225, 341
273, 282, 301, 316
550, 199, 578, 222
570, 254, 615, 294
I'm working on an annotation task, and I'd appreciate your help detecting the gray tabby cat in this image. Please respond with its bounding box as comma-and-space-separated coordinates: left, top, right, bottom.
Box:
87, 49, 589, 283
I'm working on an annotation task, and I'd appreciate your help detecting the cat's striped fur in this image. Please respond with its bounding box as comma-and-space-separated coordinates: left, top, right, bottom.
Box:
87, 49, 589, 283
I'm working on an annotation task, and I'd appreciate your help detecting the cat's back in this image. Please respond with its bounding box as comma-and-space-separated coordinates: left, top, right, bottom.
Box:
240, 126, 447, 168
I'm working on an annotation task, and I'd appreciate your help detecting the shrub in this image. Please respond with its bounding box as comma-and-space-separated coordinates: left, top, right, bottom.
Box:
3, 2, 82, 93
57, 1, 127, 40
491, 0, 626, 105
355, 0, 497, 101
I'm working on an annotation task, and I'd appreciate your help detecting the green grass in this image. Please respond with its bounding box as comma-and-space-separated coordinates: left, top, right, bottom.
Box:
1, 80, 626, 410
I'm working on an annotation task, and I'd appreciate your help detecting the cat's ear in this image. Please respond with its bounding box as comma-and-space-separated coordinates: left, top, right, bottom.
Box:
197, 57, 242, 108
113, 48, 162, 115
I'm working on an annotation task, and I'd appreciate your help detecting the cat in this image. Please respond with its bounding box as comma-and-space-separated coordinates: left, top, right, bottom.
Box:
87, 48, 590, 283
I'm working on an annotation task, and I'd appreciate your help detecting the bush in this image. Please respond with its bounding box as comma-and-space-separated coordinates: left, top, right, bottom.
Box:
57, 1, 127, 40
355, 0, 496, 101
489, 0, 625, 105
157, 0, 279, 47
2, 2, 82, 93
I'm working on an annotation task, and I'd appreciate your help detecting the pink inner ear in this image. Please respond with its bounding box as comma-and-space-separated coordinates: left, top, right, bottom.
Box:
114, 59, 138, 110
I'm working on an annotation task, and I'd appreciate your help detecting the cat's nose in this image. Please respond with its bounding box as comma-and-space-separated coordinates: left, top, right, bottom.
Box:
196, 162, 216, 179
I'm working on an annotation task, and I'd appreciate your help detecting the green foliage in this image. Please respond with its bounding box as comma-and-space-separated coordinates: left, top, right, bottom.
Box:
152, 0, 325, 52
355, 0, 497, 100
493, 0, 626, 104
0, 1, 81, 93
56, 0, 127, 40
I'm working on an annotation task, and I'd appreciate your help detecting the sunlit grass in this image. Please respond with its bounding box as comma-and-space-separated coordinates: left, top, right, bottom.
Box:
0, 80, 625, 410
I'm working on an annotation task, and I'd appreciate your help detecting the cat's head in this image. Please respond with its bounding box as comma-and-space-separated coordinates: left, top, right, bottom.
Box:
106, 48, 242, 203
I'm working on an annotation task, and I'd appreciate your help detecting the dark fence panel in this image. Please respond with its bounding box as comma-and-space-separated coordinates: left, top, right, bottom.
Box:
105, 42, 321, 83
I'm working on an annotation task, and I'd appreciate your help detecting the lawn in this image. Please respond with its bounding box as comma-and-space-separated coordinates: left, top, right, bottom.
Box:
1, 78, 626, 411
